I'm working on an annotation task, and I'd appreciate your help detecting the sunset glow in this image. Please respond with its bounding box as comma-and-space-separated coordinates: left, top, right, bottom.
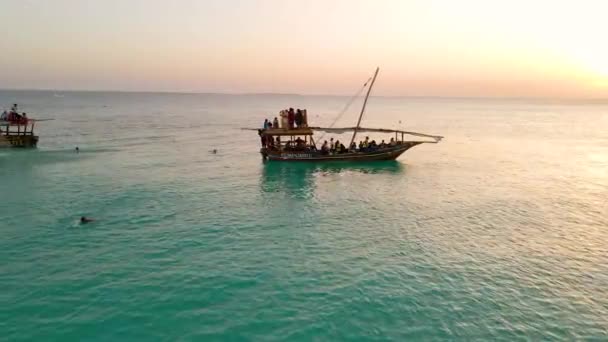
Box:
1, 0, 607, 98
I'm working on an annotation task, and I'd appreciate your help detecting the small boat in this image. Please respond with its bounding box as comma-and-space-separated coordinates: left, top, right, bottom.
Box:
248, 67, 443, 162
0, 106, 44, 148
0, 119, 39, 148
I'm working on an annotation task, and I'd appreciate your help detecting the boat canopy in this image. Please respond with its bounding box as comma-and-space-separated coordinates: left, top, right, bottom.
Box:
243, 127, 315, 136
0, 119, 51, 125
309, 127, 443, 142
242, 126, 443, 142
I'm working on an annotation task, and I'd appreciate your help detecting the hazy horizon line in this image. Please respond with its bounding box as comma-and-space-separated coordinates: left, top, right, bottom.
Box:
1, 87, 607, 102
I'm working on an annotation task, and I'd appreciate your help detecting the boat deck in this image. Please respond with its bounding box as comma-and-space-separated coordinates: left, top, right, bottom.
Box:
260, 127, 313, 136
0, 120, 39, 147
261, 141, 423, 162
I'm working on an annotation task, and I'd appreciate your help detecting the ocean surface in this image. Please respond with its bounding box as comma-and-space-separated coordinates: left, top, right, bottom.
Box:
1, 90, 607, 341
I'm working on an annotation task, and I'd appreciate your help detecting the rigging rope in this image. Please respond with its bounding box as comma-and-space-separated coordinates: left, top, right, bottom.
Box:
316, 77, 372, 142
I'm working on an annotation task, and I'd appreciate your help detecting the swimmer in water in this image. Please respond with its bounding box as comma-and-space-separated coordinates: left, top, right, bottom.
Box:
75, 147, 79, 153
80, 216, 94, 224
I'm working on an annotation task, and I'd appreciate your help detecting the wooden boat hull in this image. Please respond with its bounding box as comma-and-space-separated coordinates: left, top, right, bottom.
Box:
261, 142, 423, 162
0, 135, 39, 148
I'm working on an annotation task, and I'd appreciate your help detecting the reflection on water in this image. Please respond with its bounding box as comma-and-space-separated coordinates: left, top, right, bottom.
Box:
317, 160, 405, 175
260, 162, 316, 198
260, 161, 405, 198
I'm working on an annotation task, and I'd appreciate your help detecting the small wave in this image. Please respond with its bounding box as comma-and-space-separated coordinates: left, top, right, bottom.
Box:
36, 147, 121, 154
72, 147, 120, 153
0, 147, 119, 168
97, 134, 175, 144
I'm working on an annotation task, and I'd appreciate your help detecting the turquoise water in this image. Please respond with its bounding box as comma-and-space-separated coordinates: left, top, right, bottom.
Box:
1, 91, 607, 340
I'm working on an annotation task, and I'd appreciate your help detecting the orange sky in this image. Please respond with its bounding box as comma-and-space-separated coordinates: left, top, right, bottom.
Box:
1, 0, 607, 98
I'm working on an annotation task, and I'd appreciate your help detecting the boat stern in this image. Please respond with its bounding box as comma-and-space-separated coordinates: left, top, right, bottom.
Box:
260, 147, 269, 160
0, 135, 38, 148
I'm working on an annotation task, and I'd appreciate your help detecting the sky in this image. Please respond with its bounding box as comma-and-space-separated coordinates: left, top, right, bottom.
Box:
1, 0, 607, 98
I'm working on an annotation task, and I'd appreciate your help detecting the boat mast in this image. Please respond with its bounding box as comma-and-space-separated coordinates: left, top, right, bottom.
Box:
350, 67, 380, 147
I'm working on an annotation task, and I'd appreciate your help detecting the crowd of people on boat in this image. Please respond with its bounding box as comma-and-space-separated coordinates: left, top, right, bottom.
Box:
260, 133, 399, 154
1, 104, 29, 124
319, 136, 398, 155
260, 136, 311, 151
263, 108, 308, 130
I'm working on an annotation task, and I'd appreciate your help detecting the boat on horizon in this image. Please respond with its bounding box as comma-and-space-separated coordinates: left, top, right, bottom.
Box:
246, 67, 443, 162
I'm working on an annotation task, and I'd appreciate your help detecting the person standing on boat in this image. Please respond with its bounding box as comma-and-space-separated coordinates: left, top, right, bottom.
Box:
10, 104, 19, 122
12, 112, 22, 123
333, 140, 340, 153
295, 109, 303, 128
263, 119, 269, 129
0, 111, 6, 121
321, 140, 329, 154
280, 110, 288, 128
288, 108, 295, 129
302, 109, 308, 127
273, 117, 279, 129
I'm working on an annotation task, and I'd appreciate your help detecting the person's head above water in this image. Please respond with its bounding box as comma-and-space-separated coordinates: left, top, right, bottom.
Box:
80, 216, 94, 223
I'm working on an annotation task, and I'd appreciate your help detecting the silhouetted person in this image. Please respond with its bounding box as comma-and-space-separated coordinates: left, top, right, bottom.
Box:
80, 216, 94, 224
295, 109, 303, 128
288, 108, 295, 129
321, 140, 329, 155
